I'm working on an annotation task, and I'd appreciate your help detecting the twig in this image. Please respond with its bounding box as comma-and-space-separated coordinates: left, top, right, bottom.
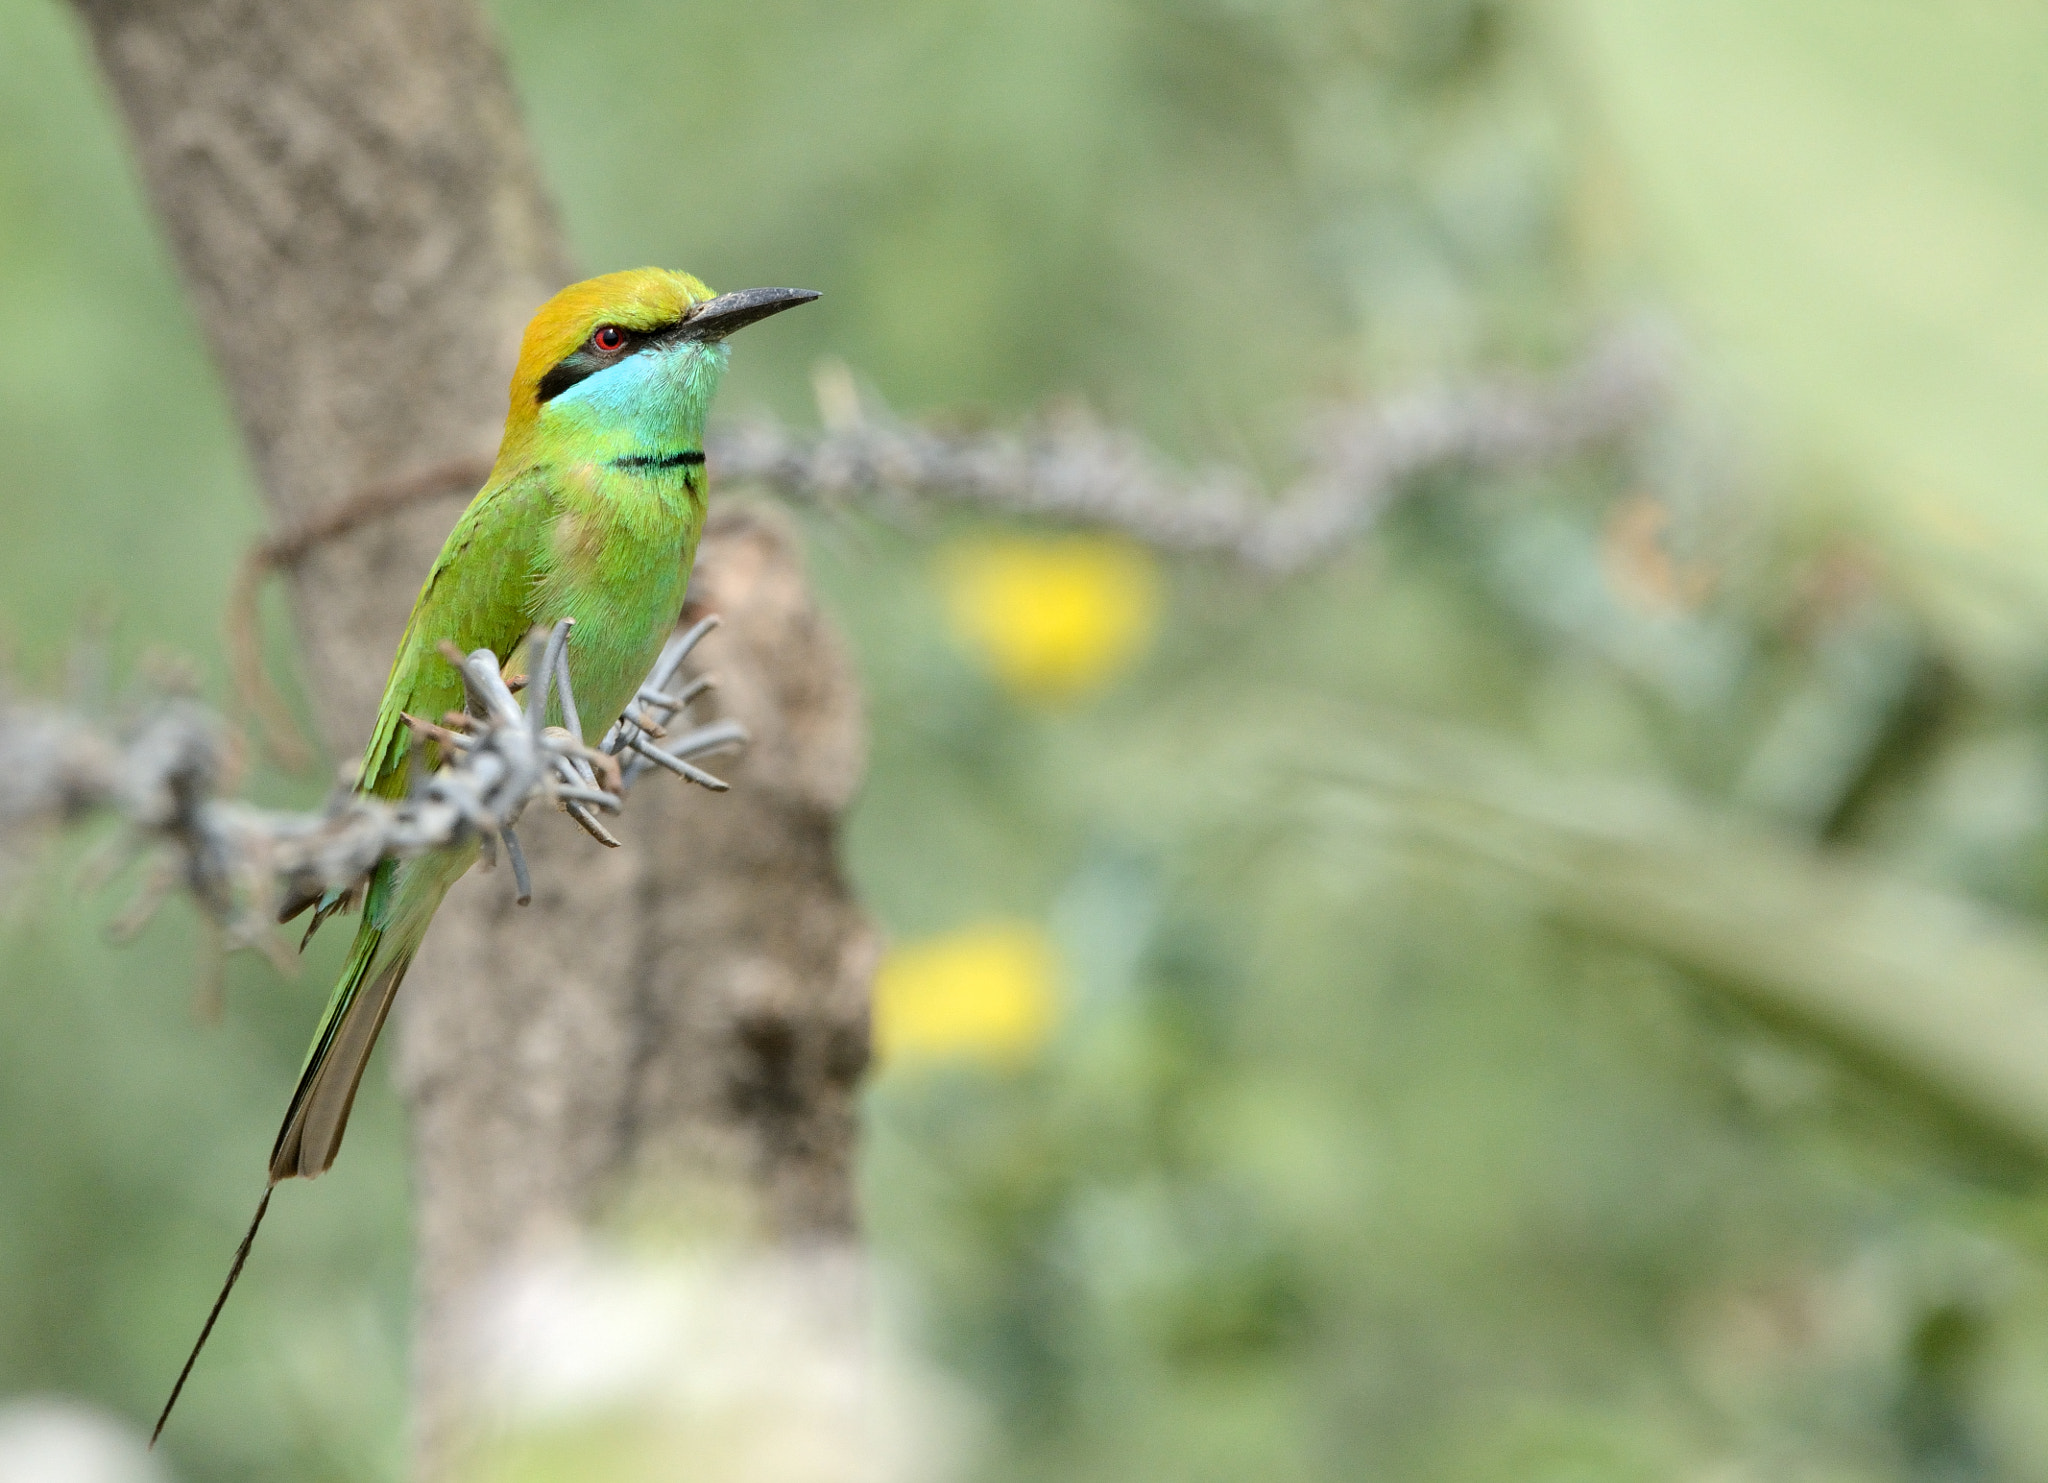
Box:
625, 734, 729, 792
602, 617, 746, 788
0, 614, 735, 956
714, 324, 1671, 572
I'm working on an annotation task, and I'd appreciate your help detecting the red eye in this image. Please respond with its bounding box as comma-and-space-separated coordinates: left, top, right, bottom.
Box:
592, 325, 628, 353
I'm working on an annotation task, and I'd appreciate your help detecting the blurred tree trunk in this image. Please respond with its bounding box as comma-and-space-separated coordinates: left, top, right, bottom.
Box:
67, 0, 873, 1473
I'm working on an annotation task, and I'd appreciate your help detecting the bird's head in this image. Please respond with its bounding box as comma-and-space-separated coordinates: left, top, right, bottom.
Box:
498, 267, 817, 462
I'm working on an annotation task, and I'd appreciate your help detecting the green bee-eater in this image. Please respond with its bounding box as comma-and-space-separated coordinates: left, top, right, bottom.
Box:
156, 268, 818, 1442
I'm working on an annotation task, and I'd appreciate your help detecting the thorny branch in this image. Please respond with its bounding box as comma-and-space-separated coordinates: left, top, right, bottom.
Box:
224, 326, 1670, 761
0, 617, 742, 962
724, 321, 1670, 571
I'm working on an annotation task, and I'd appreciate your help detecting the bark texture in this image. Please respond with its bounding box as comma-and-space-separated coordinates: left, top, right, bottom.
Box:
69, 1, 871, 1473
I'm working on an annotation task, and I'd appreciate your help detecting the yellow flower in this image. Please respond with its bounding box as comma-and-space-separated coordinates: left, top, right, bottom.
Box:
939, 535, 1159, 702
872, 921, 1060, 1066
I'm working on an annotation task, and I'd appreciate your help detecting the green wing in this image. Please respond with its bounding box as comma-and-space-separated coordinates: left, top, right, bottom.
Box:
281, 469, 551, 938
357, 469, 553, 801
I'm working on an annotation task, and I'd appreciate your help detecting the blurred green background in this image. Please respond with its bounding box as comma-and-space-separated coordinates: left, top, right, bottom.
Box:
10, 0, 2048, 1479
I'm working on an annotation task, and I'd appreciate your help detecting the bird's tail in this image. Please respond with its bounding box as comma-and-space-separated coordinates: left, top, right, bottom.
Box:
153, 848, 465, 1446
272, 849, 462, 1182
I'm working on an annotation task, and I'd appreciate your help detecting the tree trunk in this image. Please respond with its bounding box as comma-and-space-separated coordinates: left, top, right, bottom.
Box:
68, 1, 872, 1473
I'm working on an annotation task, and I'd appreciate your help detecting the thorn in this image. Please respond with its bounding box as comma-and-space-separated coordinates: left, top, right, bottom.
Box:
191, 918, 226, 1024
553, 640, 583, 746
503, 824, 532, 905
627, 734, 730, 791
639, 615, 722, 700
106, 855, 177, 943
621, 707, 669, 739
75, 825, 139, 896
530, 620, 574, 738
400, 711, 473, 751
586, 748, 624, 797
552, 783, 622, 811
249, 924, 299, 979
663, 719, 749, 761
563, 798, 621, 847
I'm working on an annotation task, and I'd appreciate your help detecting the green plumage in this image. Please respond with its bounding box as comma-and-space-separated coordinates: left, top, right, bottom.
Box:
156, 269, 817, 1445
271, 268, 740, 1183
271, 452, 709, 1179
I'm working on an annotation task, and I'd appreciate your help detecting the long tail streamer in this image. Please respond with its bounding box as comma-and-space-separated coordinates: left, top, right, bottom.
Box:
150, 1186, 274, 1448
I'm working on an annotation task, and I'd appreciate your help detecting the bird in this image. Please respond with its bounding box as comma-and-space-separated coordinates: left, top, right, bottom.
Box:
152, 267, 818, 1445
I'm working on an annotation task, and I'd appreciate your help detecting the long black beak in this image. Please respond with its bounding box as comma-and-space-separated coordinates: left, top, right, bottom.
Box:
675, 286, 820, 342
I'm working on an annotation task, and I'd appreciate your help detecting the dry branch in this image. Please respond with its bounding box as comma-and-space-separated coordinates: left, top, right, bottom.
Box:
0, 618, 738, 959
721, 324, 1670, 570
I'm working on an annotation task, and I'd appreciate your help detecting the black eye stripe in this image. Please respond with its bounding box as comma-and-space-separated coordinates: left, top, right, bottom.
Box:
534, 318, 688, 404
536, 350, 606, 403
